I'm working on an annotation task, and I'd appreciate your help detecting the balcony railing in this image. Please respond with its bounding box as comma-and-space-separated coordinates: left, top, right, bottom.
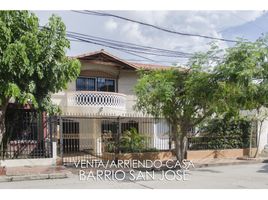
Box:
66, 91, 127, 110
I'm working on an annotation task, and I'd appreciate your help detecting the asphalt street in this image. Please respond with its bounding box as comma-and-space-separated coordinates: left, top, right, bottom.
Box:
0, 163, 268, 189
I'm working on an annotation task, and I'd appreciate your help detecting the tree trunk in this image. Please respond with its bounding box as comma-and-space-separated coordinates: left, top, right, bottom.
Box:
254, 119, 264, 158
174, 134, 187, 161
0, 100, 9, 146
172, 122, 187, 161
249, 122, 253, 157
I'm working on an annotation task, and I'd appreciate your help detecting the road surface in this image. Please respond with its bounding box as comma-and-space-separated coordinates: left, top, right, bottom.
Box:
0, 163, 268, 189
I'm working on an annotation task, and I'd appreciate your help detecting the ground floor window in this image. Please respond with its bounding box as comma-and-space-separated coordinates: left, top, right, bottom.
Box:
5, 108, 39, 141
101, 120, 139, 137
62, 120, 79, 134
121, 121, 139, 133
62, 120, 80, 153
101, 121, 118, 137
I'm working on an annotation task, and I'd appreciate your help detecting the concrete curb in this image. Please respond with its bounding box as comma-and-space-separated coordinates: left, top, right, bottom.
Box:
192, 159, 268, 169
0, 171, 72, 183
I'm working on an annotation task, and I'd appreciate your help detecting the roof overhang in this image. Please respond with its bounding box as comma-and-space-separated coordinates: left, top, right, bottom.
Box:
70, 49, 186, 71
72, 50, 138, 70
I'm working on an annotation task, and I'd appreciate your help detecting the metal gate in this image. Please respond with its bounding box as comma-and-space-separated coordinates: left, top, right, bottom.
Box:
0, 107, 54, 159
59, 115, 172, 166
59, 116, 120, 165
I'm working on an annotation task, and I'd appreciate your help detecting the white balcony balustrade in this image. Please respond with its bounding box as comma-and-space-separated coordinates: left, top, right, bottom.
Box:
66, 91, 127, 110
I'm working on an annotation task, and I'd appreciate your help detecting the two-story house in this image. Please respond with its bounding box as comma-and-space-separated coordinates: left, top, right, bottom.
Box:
52, 49, 173, 157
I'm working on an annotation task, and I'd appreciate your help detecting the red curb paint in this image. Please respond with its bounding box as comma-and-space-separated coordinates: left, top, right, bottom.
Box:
0, 167, 6, 176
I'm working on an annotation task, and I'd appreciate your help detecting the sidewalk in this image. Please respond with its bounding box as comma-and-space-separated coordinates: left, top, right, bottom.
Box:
1, 157, 267, 182
192, 157, 268, 168
0, 166, 71, 182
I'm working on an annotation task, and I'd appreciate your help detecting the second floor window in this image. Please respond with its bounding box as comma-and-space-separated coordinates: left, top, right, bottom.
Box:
97, 78, 115, 92
76, 77, 116, 92
76, 77, 95, 91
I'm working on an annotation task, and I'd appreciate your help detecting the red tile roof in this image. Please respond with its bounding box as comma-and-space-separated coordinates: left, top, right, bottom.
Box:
72, 49, 186, 71
130, 62, 174, 70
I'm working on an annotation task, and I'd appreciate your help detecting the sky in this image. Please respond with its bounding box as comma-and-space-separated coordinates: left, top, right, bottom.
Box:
34, 10, 268, 65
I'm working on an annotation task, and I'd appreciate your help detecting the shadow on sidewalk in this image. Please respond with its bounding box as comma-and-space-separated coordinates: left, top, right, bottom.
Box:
194, 169, 222, 173
257, 163, 268, 173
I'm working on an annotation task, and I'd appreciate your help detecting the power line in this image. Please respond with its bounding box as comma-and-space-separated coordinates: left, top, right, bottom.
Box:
39, 25, 193, 57
40, 25, 193, 64
66, 30, 193, 57
67, 35, 159, 62
65, 30, 194, 57
69, 39, 187, 63
66, 33, 187, 63
67, 33, 192, 58
72, 10, 238, 43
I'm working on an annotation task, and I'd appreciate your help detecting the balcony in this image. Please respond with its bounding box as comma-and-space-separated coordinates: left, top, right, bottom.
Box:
65, 91, 127, 114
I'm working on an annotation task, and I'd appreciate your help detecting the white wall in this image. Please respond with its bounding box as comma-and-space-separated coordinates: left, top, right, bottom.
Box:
118, 70, 144, 114
258, 119, 268, 153
118, 70, 138, 95
80, 61, 120, 77
153, 120, 171, 150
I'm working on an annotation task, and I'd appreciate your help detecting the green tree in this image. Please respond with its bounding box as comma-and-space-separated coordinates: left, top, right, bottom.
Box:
134, 36, 268, 160
0, 11, 81, 143
134, 67, 219, 161
213, 36, 268, 157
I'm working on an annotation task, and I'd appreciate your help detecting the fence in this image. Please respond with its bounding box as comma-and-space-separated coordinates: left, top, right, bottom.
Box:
0, 108, 55, 160
187, 136, 257, 150
1, 108, 258, 162
58, 114, 173, 165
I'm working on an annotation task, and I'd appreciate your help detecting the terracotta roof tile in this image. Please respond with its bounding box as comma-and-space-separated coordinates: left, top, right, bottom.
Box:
71, 49, 187, 71
129, 62, 174, 70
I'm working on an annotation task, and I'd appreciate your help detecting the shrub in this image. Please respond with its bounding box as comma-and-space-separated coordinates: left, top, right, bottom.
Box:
197, 117, 254, 149
119, 128, 145, 153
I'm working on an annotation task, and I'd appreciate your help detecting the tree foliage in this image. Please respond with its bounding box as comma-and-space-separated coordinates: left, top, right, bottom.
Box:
213, 36, 268, 156
214, 37, 268, 112
0, 11, 81, 112
134, 35, 268, 160
0, 11, 81, 142
134, 68, 219, 160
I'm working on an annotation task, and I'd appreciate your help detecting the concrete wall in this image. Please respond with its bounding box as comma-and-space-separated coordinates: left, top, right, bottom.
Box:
114, 151, 173, 161
118, 70, 138, 95
258, 119, 268, 153
153, 119, 171, 150
186, 148, 257, 160
0, 158, 57, 167
80, 61, 120, 78
118, 70, 138, 114
61, 105, 127, 116
0, 142, 57, 167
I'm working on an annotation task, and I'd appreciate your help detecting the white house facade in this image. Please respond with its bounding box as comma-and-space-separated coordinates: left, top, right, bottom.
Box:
51, 50, 173, 157
52, 49, 172, 116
